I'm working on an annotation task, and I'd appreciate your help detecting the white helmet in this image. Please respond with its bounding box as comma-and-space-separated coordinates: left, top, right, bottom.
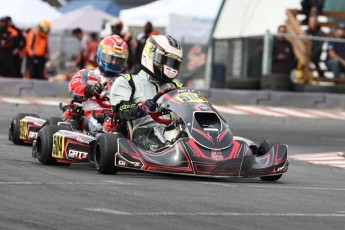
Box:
141, 35, 183, 82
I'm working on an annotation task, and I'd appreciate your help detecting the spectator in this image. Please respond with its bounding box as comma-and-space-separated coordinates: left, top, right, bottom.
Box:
0, 16, 18, 77
72, 27, 89, 70
110, 18, 133, 73
271, 25, 296, 75
133, 21, 158, 73
7, 16, 26, 78
305, 16, 325, 76
326, 23, 345, 79
301, 0, 325, 23
25, 20, 50, 80
86, 32, 99, 68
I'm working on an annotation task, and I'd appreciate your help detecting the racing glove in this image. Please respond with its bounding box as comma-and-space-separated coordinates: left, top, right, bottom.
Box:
84, 83, 104, 98
136, 99, 158, 117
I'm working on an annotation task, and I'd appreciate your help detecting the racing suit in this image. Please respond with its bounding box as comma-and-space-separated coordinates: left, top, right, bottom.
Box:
69, 68, 112, 133
109, 70, 176, 151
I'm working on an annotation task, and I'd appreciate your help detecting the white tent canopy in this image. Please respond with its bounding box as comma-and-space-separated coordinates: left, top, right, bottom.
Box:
0, 0, 62, 28
51, 5, 113, 32
213, 0, 301, 39
120, 0, 222, 44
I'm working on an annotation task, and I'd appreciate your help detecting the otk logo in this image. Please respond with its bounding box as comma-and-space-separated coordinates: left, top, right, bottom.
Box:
68, 150, 87, 159
211, 150, 223, 160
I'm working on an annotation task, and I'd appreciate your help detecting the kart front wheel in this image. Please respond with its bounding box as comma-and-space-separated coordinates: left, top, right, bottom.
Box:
36, 125, 69, 165
258, 140, 283, 182
10, 113, 39, 145
94, 133, 122, 174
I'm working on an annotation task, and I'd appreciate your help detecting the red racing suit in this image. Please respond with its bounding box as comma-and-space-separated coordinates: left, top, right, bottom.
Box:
69, 68, 112, 132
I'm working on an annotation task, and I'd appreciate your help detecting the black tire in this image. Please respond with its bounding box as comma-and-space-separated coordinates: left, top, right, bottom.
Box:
94, 133, 122, 174
46, 117, 63, 125
36, 125, 69, 165
10, 113, 39, 145
258, 140, 283, 182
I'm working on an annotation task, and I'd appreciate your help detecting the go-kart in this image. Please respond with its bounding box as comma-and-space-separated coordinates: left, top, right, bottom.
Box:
34, 87, 288, 181
9, 100, 84, 145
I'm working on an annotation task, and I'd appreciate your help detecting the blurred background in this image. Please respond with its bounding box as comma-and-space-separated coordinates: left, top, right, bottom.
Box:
1, 0, 345, 94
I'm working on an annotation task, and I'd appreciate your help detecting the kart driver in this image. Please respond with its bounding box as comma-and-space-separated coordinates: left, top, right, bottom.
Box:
109, 35, 183, 151
69, 35, 129, 133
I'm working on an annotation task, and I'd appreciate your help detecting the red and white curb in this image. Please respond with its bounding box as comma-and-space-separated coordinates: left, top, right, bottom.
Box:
1, 97, 345, 120
290, 152, 345, 169
213, 105, 345, 120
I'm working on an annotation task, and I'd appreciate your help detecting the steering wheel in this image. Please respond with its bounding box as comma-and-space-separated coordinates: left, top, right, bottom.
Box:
149, 87, 176, 125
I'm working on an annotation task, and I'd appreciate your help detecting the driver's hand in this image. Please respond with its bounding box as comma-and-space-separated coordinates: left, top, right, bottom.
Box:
136, 99, 158, 118
144, 99, 158, 112
84, 83, 104, 98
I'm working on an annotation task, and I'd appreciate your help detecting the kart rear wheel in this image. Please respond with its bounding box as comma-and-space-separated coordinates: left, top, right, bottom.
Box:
94, 133, 122, 174
36, 125, 69, 165
10, 113, 39, 145
46, 117, 63, 125
258, 140, 282, 182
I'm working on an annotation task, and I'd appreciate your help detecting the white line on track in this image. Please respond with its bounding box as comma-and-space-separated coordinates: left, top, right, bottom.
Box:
200, 182, 345, 191
0, 181, 139, 185
84, 208, 345, 217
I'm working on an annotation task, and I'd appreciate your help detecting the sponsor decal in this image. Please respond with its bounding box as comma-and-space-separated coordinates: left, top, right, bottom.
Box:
175, 92, 208, 103
76, 137, 90, 145
68, 149, 88, 160
211, 150, 223, 160
33, 121, 44, 127
28, 131, 38, 140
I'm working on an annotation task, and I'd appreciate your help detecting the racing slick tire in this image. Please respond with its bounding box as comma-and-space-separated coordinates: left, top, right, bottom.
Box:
46, 117, 63, 125
9, 113, 39, 145
36, 125, 70, 165
258, 140, 283, 182
94, 133, 122, 175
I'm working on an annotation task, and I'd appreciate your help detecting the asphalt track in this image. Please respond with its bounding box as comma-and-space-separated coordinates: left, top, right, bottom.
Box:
1, 103, 345, 230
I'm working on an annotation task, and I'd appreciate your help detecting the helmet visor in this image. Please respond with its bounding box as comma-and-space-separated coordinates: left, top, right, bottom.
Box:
100, 51, 127, 66
39, 26, 50, 34
153, 50, 181, 70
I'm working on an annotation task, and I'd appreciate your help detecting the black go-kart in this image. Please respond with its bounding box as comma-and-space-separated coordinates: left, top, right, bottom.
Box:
33, 87, 288, 181
8, 100, 84, 145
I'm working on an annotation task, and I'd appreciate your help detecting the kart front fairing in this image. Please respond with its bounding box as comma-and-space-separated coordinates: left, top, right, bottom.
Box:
158, 89, 233, 150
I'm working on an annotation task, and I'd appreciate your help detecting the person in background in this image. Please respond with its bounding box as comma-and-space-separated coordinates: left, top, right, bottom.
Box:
301, 0, 325, 23
72, 27, 89, 70
271, 25, 296, 75
6, 16, 26, 78
25, 20, 50, 80
86, 32, 99, 68
69, 35, 129, 133
0, 16, 18, 77
305, 15, 325, 77
110, 18, 133, 73
133, 21, 158, 73
326, 23, 345, 79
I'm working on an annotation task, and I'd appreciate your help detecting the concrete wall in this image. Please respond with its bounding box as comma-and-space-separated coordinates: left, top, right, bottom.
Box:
2, 79, 345, 109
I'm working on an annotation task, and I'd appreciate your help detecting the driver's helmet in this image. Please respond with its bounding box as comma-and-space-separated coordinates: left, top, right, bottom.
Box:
37, 20, 51, 36
141, 35, 183, 83
97, 35, 128, 78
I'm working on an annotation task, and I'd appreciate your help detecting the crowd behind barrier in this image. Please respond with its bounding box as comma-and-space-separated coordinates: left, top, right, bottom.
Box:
2, 0, 345, 93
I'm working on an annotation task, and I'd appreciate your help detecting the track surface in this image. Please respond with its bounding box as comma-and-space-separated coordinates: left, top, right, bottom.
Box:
1, 103, 345, 230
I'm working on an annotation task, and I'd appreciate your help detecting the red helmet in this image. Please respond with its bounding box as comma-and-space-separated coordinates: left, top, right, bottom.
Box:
97, 35, 129, 77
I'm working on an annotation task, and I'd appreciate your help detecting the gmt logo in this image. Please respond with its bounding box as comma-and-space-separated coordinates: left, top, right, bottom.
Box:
68, 150, 87, 159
